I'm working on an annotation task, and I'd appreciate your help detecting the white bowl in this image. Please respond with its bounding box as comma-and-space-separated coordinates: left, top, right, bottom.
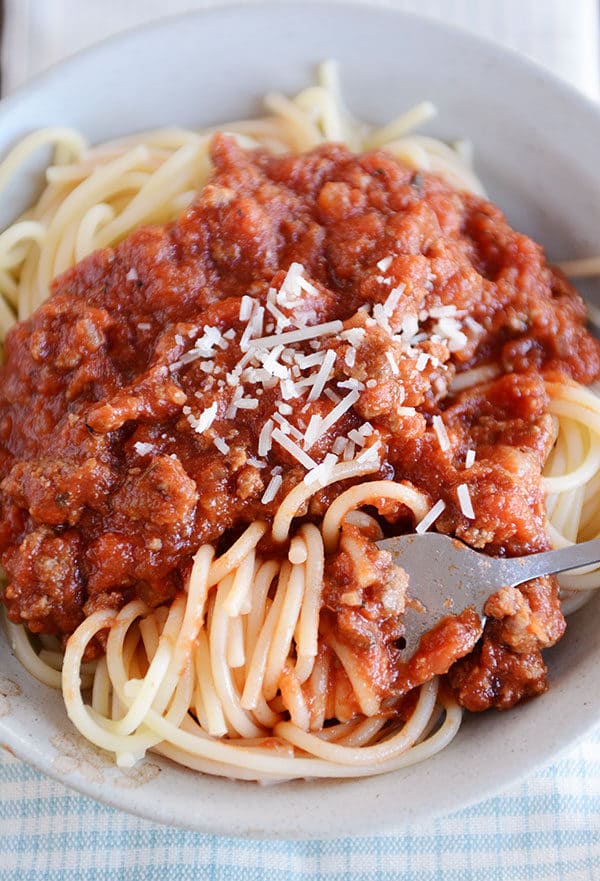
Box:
1, 2, 599, 839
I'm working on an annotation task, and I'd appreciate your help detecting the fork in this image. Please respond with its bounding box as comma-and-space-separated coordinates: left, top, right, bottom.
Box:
375, 533, 600, 658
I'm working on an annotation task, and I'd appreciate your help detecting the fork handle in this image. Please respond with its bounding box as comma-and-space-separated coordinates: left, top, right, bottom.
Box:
500, 537, 600, 587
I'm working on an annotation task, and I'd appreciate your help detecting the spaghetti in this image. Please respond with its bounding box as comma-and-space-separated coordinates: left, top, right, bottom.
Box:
0, 64, 599, 780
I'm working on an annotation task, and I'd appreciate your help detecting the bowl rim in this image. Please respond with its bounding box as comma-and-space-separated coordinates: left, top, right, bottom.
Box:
2, 0, 599, 125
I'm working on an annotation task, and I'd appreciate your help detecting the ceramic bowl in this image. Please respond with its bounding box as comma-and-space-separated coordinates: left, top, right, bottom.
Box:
1, 2, 599, 839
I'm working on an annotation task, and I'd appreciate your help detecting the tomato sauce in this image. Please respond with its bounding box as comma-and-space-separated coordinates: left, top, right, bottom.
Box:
1, 135, 598, 710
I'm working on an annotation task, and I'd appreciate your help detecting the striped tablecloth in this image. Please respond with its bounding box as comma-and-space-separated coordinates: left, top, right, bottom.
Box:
2, 729, 599, 880
1, 1, 600, 878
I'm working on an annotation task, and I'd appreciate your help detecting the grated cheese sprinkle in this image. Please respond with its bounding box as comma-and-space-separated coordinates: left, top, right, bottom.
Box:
307, 349, 337, 402
295, 350, 326, 369
415, 353, 429, 372
382, 283, 405, 318
465, 449, 476, 469
337, 378, 364, 391
344, 347, 356, 368
415, 499, 446, 534
372, 303, 392, 334
265, 298, 293, 331
271, 428, 318, 470
240, 304, 265, 351
317, 389, 360, 437
213, 436, 230, 455
429, 305, 457, 318
340, 328, 366, 347
433, 316, 468, 353
377, 256, 393, 272
457, 483, 475, 519
347, 429, 366, 447
303, 414, 323, 450
385, 350, 399, 375
261, 473, 283, 504
399, 313, 419, 343
196, 402, 218, 432
258, 419, 274, 456
357, 439, 381, 464
250, 320, 344, 350
343, 439, 356, 461
304, 453, 339, 487
432, 415, 451, 452
134, 441, 153, 456
332, 436, 347, 456
272, 412, 304, 442
239, 295, 254, 321
277, 262, 318, 305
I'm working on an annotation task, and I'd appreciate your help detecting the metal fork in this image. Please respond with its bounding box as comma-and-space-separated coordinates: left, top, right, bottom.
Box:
375, 533, 600, 658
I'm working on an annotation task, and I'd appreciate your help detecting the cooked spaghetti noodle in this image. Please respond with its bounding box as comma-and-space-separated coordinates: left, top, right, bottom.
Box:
0, 63, 599, 781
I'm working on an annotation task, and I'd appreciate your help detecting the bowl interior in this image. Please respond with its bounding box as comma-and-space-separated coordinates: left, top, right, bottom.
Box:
1, 2, 599, 839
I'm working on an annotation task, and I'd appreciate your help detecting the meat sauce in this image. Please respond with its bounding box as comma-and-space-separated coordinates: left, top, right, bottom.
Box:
1, 135, 599, 712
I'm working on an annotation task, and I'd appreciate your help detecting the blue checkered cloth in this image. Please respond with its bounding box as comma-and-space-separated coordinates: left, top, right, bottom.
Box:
1, 727, 599, 880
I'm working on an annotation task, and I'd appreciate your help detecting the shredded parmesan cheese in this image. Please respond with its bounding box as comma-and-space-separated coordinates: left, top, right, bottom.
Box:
239, 296, 253, 321
250, 320, 344, 350
304, 453, 339, 487
433, 317, 468, 352
372, 303, 392, 334
240, 304, 265, 351
258, 419, 274, 456
317, 389, 360, 437
457, 483, 475, 519
261, 473, 283, 504
340, 328, 366, 347
398, 313, 419, 344
272, 412, 304, 442
415, 353, 429, 372
196, 402, 218, 432
382, 283, 405, 318
347, 429, 366, 447
213, 436, 230, 455
357, 439, 381, 464
295, 350, 326, 369
415, 499, 446, 534
331, 436, 347, 456
432, 415, 451, 452
307, 349, 336, 402
385, 350, 399, 375
271, 428, 318, 470
303, 414, 323, 450
429, 305, 457, 318
342, 439, 356, 461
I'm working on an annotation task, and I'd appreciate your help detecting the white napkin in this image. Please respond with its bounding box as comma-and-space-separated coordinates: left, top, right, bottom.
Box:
2, 0, 599, 99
